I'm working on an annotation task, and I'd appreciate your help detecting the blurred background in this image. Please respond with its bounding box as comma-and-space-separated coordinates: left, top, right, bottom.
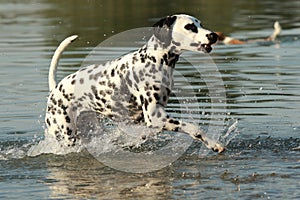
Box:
28, 0, 300, 45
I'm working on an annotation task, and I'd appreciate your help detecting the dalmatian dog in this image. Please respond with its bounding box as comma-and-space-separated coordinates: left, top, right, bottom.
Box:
46, 14, 225, 153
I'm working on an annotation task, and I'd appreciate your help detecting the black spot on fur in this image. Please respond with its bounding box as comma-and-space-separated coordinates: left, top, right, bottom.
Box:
144, 99, 149, 111
194, 134, 204, 142
145, 62, 151, 68
153, 85, 160, 91
162, 54, 168, 65
172, 41, 181, 46
66, 127, 72, 135
133, 71, 139, 83
151, 111, 156, 117
166, 88, 171, 95
79, 67, 87, 72
120, 64, 126, 71
157, 111, 161, 118
99, 81, 106, 85
111, 69, 115, 77
57, 99, 63, 107
51, 97, 57, 105
125, 73, 133, 87
184, 23, 198, 33
150, 56, 156, 63
153, 93, 160, 101
65, 116, 71, 123
169, 119, 180, 125
46, 118, 51, 126
91, 85, 101, 100
190, 42, 199, 47
163, 95, 167, 102
59, 84, 63, 92
153, 15, 177, 28
105, 89, 113, 95
140, 95, 144, 104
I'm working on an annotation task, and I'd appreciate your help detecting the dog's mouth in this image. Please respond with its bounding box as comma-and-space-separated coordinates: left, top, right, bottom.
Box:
199, 43, 212, 53
190, 42, 213, 53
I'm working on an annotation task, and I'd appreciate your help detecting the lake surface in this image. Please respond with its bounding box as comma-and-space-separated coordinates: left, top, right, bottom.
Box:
0, 0, 299, 199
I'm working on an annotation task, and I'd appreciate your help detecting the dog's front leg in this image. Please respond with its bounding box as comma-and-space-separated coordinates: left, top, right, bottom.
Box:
176, 120, 225, 153
142, 99, 225, 153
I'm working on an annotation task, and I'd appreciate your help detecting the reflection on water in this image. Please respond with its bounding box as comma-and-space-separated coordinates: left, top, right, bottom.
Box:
45, 153, 173, 199
0, 0, 300, 199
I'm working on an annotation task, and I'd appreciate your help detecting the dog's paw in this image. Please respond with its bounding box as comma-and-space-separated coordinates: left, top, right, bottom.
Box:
211, 143, 226, 153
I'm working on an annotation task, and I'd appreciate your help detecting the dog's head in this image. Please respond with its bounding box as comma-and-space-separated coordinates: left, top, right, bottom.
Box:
153, 14, 218, 53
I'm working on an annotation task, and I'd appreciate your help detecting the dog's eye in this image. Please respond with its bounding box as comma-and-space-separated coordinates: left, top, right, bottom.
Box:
184, 23, 198, 33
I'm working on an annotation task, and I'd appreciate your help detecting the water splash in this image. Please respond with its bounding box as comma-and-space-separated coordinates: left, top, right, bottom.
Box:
0, 142, 29, 160
26, 116, 239, 158
80, 118, 161, 155
26, 116, 190, 158
69, 113, 191, 172
221, 119, 239, 146
27, 133, 83, 157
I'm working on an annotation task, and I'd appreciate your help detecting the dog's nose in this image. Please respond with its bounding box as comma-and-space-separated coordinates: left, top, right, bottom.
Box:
206, 32, 218, 44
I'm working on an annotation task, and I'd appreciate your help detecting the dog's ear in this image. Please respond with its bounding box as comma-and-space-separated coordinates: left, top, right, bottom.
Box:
153, 15, 177, 47
153, 15, 177, 28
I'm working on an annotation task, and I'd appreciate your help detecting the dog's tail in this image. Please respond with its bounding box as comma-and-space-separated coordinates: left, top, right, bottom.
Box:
48, 35, 78, 91
267, 21, 282, 41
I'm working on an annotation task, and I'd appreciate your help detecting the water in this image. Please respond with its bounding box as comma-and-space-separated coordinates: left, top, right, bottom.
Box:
1, 0, 300, 199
